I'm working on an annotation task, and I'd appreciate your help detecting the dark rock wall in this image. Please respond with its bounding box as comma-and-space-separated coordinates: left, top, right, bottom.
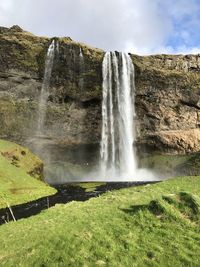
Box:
0, 26, 103, 145
133, 54, 200, 153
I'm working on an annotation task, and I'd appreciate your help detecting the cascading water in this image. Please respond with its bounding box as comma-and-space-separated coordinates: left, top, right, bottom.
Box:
78, 47, 85, 93
100, 51, 138, 180
28, 39, 57, 158
79, 47, 84, 59
37, 40, 56, 135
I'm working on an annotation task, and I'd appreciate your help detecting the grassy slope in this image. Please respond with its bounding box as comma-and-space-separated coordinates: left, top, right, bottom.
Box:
0, 140, 56, 208
0, 139, 43, 179
0, 176, 199, 266
74, 182, 106, 192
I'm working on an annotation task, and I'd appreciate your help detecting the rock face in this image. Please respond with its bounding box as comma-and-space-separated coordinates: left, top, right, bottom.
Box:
0, 26, 103, 146
0, 25, 200, 154
132, 54, 200, 153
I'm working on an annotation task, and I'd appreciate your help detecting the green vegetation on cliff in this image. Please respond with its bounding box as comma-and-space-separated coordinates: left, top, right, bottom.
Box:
0, 176, 199, 266
0, 26, 48, 73
0, 139, 56, 208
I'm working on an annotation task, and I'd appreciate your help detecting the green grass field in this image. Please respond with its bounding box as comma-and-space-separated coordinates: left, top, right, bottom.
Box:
0, 139, 56, 208
0, 176, 199, 266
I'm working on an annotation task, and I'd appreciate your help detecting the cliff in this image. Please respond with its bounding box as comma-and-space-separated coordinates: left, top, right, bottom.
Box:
0, 25, 200, 154
132, 54, 200, 153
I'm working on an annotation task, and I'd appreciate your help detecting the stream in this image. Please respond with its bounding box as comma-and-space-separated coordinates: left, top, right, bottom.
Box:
0, 182, 156, 226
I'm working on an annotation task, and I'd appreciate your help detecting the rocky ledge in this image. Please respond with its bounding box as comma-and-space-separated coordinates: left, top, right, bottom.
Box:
0, 25, 200, 154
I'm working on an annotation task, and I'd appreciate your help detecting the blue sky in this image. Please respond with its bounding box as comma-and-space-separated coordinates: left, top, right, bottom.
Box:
0, 0, 199, 55
160, 0, 200, 53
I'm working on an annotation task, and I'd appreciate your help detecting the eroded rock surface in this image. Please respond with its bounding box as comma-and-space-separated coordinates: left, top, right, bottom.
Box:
132, 54, 200, 153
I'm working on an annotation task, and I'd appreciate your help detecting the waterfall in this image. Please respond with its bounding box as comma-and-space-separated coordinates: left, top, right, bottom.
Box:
37, 40, 56, 135
79, 47, 83, 58
56, 41, 59, 54
79, 47, 84, 93
100, 51, 137, 180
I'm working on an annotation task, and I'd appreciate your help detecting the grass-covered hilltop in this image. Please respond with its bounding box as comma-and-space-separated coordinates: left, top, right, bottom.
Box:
0, 176, 199, 266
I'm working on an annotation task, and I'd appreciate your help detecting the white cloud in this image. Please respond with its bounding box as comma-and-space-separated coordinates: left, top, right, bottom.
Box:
0, 0, 13, 11
0, 0, 13, 25
165, 46, 200, 55
0, 0, 199, 55
126, 43, 200, 56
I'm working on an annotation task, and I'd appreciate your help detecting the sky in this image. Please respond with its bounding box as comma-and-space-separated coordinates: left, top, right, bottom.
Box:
0, 0, 199, 55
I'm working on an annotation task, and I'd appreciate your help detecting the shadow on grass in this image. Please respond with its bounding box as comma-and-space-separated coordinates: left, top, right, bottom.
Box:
121, 192, 200, 224
121, 204, 148, 215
